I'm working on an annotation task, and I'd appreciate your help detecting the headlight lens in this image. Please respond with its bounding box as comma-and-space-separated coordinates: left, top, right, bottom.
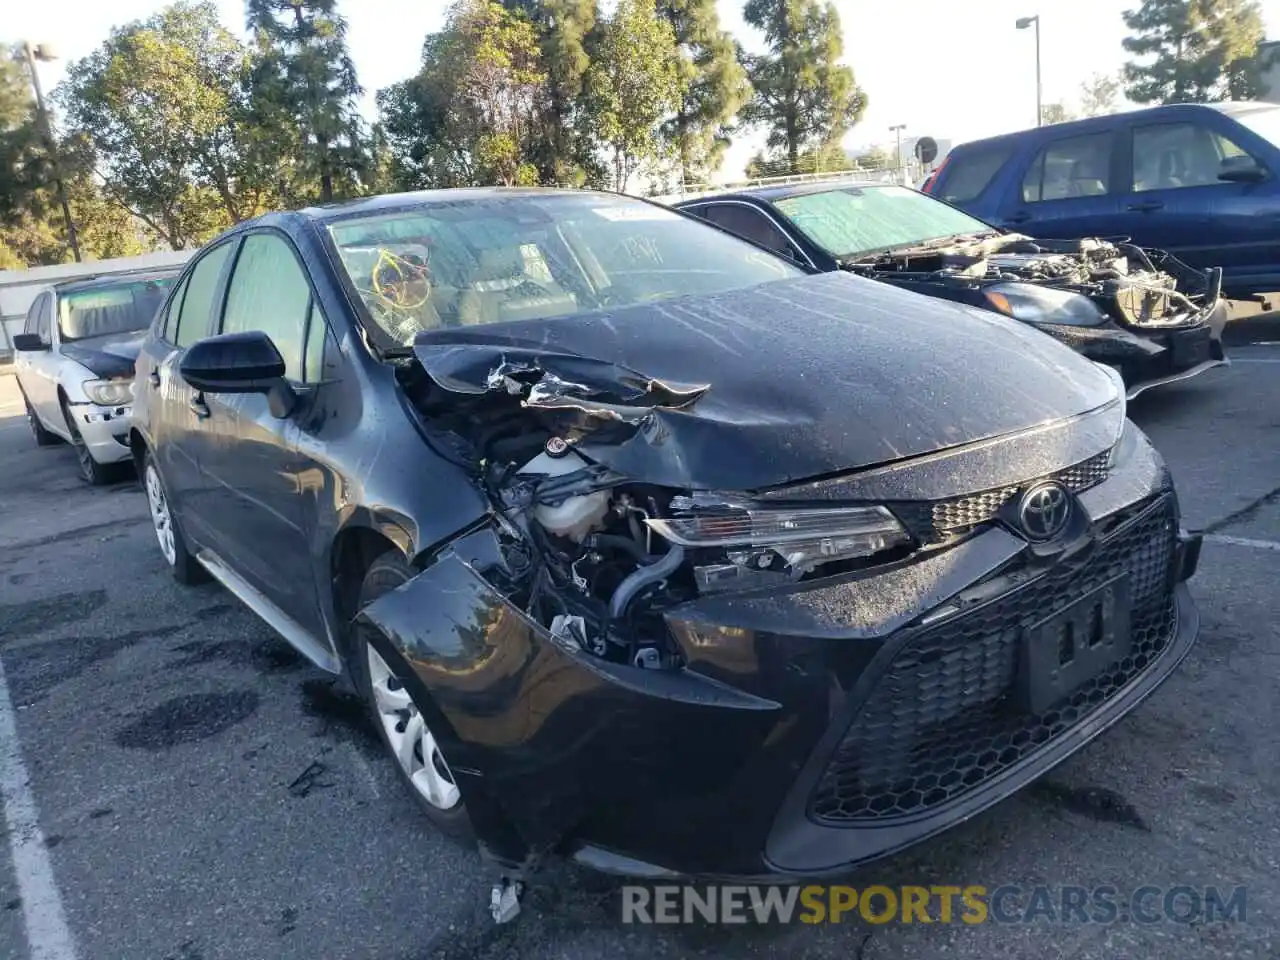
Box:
83, 378, 134, 406
983, 283, 1108, 326
646, 504, 911, 573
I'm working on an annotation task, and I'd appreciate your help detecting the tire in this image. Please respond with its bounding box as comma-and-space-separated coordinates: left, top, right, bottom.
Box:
24, 394, 60, 447
60, 398, 115, 485
355, 552, 474, 842
141, 450, 207, 585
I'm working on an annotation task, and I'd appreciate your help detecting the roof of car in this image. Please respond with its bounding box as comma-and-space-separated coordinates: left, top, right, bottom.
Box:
948, 100, 1280, 153
52, 267, 182, 295
298, 186, 637, 222
678, 181, 890, 205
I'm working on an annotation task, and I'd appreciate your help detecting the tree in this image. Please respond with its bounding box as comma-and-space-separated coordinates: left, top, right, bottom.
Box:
58, 2, 267, 249
1042, 101, 1077, 124
1122, 0, 1266, 104
1079, 71, 1123, 116
0, 46, 46, 229
378, 1, 548, 188
657, 1, 751, 187
586, 0, 686, 192
502, 0, 602, 185
741, 0, 866, 174
247, 0, 367, 202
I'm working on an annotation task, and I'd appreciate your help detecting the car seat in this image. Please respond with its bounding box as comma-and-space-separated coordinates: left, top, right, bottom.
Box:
457, 247, 577, 326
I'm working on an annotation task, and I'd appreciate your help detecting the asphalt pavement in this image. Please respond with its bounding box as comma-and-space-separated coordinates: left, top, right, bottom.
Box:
0, 347, 1277, 960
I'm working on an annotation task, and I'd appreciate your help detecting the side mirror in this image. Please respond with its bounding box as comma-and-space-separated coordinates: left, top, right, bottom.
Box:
13, 333, 48, 352
179, 330, 296, 418
1218, 155, 1267, 183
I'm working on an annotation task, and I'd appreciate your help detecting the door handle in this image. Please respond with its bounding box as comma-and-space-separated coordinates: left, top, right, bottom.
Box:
148, 371, 161, 387
189, 395, 211, 420
1004, 212, 1032, 225
1126, 200, 1164, 212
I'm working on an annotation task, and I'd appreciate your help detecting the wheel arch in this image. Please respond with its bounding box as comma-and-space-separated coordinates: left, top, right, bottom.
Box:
327, 517, 416, 665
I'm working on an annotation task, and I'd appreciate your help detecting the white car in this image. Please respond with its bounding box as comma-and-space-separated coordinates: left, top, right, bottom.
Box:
13, 270, 179, 484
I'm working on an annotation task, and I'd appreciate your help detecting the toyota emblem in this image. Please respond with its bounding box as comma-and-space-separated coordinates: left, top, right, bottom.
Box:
1017, 482, 1071, 541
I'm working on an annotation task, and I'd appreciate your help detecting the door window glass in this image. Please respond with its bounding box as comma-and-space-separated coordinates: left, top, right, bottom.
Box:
304, 302, 330, 382
24, 293, 46, 336
698, 205, 798, 260
161, 273, 190, 343
1021, 133, 1113, 202
221, 233, 311, 381
36, 294, 53, 344
176, 242, 234, 348
1132, 122, 1252, 192
936, 144, 1014, 204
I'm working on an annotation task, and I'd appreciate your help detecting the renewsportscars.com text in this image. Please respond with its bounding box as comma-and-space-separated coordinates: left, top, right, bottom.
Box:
621, 884, 1247, 926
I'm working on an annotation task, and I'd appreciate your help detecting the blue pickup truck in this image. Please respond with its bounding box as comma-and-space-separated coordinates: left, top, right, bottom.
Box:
924, 102, 1280, 296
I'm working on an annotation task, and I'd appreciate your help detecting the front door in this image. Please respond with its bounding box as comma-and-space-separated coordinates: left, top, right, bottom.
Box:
1120, 116, 1280, 289
997, 130, 1129, 240
193, 230, 323, 638
17, 293, 62, 428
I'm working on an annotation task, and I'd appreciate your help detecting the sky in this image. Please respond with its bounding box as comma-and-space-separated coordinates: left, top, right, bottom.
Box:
9, 0, 1280, 181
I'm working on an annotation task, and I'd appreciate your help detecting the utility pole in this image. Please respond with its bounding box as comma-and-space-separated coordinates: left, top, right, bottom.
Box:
1016, 15, 1042, 127
22, 40, 81, 262
889, 124, 906, 177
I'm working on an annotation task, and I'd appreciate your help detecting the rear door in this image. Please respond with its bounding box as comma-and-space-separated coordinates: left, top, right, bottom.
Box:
193, 229, 324, 637
1119, 115, 1280, 286
993, 130, 1129, 239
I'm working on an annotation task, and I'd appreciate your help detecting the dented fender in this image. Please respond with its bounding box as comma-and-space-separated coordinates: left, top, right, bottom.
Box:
356, 528, 780, 869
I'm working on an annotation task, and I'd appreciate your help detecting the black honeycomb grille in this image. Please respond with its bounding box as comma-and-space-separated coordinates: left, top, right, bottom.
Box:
809, 494, 1177, 825
922, 451, 1111, 539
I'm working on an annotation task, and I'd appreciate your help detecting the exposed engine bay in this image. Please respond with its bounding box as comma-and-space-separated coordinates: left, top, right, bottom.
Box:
842, 233, 1220, 328
404, 359, 915, 673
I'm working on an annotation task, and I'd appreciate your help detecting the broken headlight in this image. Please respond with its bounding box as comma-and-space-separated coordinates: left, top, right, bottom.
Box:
983, 283, 1108, 327
645, 503, 910, 576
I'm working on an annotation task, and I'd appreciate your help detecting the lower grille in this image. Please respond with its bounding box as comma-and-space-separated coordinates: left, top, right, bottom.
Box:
897, 451, 1111, 542
809, 494, 1177, 825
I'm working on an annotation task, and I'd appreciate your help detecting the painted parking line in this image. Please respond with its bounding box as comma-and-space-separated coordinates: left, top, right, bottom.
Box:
1204, 534, 1280, 552
0, 657, 78, 960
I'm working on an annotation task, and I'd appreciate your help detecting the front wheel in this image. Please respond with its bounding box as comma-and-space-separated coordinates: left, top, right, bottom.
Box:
61, 399, 114, 485
355, 552, 473, 841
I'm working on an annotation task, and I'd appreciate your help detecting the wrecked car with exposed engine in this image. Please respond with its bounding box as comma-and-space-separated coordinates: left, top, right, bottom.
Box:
129, 189, 1202, 904
676, 183, 1229, 398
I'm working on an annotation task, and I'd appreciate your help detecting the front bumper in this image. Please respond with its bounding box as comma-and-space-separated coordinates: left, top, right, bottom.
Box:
1039, 298, 1229, 400
360, 431, 1200, 880
67, 402, 133, 464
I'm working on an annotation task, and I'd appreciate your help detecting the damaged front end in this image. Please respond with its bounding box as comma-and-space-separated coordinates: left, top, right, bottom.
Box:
355, 280, 1197, 880
844, 234, 1229, 397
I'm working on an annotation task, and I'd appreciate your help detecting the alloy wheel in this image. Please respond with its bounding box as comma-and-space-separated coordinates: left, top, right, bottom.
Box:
144, 463, 177, 566
367, 645, 460, 810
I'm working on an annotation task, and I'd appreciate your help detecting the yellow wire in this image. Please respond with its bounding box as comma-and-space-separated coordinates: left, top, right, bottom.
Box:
371, 248, 430, 311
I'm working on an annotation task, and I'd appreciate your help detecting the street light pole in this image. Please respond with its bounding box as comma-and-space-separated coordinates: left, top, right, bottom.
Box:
22, 40, 81, 262
1016, 15, 1042, 127
889, 124, 906, 175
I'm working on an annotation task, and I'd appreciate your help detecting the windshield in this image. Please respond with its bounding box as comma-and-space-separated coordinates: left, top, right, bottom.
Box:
59, 278, 176, 342
326, 193, 802, 346
1228, 105, 1280, 150
773, 186, 995, 259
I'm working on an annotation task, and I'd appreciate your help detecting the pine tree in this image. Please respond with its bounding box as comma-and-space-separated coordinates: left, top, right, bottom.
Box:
741, 0, 866, 175
502, 0, 601, 184
1122, 0, 1265, 104
657, 0, 751, 188
246, 0, 366, 202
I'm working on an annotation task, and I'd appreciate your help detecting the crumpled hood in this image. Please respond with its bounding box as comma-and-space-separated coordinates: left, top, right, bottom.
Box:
413, 271, 1118, 490
60, 332, 145, 380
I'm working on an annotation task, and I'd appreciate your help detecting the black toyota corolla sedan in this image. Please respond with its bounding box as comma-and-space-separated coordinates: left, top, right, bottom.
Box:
130, 188, 1201, 889
675, 183, 1229, 399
